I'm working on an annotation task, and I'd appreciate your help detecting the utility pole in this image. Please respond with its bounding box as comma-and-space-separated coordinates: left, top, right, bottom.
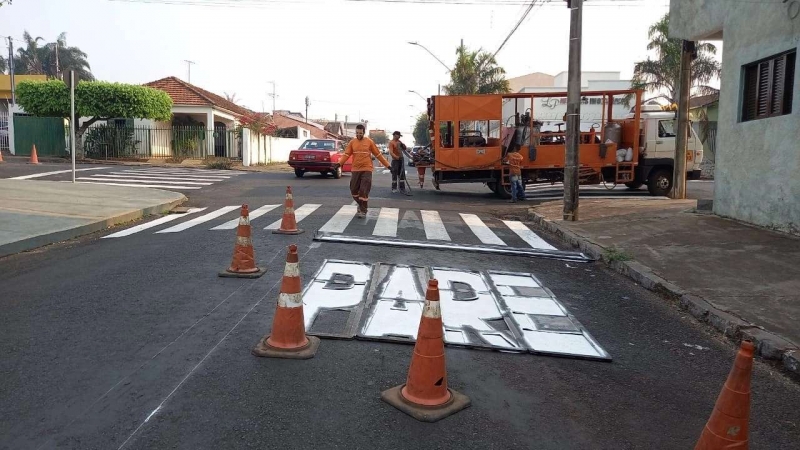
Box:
563, 0, 583, 221
305, 96, 310, 123
671, 40, 694, 199
268, 81, 276, 113
183, 60, 195, 83
8, 37, 16, 104
69, 70, 76, 182
55, 41, 60, 79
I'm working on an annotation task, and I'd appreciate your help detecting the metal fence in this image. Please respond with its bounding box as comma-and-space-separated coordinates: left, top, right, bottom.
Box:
81, 124, 242, 160
0, 112, 9, 154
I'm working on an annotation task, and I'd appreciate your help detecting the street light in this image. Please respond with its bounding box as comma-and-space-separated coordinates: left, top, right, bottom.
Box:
408, 90, 426, 102
408, 41, 452, 73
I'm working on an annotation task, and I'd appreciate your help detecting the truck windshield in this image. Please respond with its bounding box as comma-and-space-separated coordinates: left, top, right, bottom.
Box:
658, 120, 677, 138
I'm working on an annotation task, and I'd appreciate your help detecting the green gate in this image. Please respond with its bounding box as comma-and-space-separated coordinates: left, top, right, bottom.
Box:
13, 115, 68, 157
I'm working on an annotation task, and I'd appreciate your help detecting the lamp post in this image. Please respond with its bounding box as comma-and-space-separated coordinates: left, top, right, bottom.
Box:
408, 90, 426, 102
408, 41, 452, 73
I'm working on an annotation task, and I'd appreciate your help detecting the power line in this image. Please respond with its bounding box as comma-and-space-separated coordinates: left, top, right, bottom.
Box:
107, 0, 674, 7
492, 0, 547, 60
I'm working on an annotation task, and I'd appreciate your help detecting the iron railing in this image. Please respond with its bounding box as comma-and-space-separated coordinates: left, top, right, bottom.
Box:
81, 124, 242, 160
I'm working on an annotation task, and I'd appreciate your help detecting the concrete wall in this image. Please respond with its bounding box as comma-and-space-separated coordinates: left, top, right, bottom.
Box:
242, 128, 303, 166
671, 0, 800, 234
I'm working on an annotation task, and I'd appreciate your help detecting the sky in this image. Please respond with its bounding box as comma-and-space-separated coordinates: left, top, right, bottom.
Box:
1, 0, 691, 138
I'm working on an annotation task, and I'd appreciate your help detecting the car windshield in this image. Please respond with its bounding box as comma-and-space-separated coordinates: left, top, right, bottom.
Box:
300, 140, 335, 150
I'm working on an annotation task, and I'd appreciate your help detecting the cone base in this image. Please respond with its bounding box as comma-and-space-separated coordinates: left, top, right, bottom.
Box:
381, 384, 470, 423
219, 268, 266, 279
252, 335, 319, 359
272, 228, 304, 235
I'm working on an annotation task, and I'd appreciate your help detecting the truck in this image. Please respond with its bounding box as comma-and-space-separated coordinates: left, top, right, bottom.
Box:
418, 89, 703, 198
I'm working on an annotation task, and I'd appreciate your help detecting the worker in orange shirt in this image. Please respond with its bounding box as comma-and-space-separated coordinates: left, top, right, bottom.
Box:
504, 147, 525, 203
388, 131, 407, 193
336, 124, 391, 218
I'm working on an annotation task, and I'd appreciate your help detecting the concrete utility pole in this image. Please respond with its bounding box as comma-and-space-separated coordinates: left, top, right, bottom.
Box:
55, 41, 60, 79
8, 37, 15, 104
184, 60, 195, 83
563, 0, 583, 222
305, 96, 310, 123
69, 70, 76, 182
268, 81, 276, 113
671, 40, 694, 199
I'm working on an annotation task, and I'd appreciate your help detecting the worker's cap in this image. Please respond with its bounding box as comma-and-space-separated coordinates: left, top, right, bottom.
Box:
392, 131, 402, 137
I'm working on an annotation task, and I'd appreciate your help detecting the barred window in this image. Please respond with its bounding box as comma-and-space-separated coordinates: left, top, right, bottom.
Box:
741, 50, 796, 122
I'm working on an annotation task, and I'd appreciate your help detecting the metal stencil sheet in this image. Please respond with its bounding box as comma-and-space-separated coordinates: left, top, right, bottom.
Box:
302, 260, 373, 339
358, 264, 430, 343
487, 271, 611, 361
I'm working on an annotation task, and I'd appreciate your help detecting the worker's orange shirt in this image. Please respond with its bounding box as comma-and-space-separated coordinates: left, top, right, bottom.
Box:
389, 140, 403, 160
507, 152, 523, 176
338, 137, 390, 172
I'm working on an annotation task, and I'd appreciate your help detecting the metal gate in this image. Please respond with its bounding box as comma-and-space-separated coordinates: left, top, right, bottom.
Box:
13, 115, 68, 157
0, 112, 9, 153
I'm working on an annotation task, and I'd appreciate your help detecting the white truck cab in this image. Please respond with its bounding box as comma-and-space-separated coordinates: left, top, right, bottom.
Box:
626, 106, 704, 196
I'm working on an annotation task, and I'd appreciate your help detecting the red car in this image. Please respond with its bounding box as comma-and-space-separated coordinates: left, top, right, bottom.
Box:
288, 139, 352, 179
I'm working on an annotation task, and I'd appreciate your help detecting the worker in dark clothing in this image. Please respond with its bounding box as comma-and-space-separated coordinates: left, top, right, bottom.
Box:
388, 131, 407, 193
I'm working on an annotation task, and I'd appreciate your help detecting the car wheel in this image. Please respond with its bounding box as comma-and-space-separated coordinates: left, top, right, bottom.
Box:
332, 166, 342, 179
647, 169, 672, 196
294, 169, 305, 178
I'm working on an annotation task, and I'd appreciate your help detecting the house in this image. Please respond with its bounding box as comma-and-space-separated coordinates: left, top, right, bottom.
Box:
272, 112, 336, 140
0, 75, 47, 113
143, 76, 254, 157
689, 91, 720, 166
342, 120, 368, 138
670, 0, 798, 234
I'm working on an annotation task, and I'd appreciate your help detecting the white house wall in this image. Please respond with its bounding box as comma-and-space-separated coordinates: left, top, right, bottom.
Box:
671, 0, 800, 234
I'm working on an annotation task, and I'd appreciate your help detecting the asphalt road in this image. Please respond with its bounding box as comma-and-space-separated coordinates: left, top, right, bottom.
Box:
1, 162, 795, 450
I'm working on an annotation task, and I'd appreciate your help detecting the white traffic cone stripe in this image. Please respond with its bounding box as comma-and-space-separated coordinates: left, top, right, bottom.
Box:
278, 292, 303, 308
422, 299, 442, 318
283, 262, 300, 278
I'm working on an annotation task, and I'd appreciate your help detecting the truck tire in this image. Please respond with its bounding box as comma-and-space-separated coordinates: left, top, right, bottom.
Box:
647, 169, 672, 196
490, 181, 512, 199
294, 169, 305, 178
625, 181, 644, 190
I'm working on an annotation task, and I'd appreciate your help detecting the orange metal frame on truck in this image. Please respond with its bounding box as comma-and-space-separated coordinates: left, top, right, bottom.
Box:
430, 89, 643, 173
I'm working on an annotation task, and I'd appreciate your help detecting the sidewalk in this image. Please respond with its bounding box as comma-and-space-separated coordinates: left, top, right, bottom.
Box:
528, 198, 799, 376
0, 180, 186, 258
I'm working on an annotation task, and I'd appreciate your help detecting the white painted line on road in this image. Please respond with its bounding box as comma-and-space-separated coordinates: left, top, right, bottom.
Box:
102, 208, 207, 238
106, 172, 228, 182
373, 208, 400, 237
421, 210, 450, 241
118, 170, 231, 179
211, 204, 280, 230
72, 181, 202, 190
319, 205, 358, 234
460, 213, 506, 246
265, 204, 321, 230
77, 177, 214, 186
156, 206, 240, 233
502, 220, 556, 250
120, 168, 242, 175
10, 167, 110, 180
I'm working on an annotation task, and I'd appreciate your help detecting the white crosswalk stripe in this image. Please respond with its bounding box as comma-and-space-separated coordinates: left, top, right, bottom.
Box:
373, 208, 400, 237
99, 203, 556, 250
72, 167, 237, 190
459, 213, 507, 246
103, 208, 206, 238
211, 204, 280, 230
421, 210, 450, 241
265, 204, 321, 230
74, 181, 203, 190
10, 167, 110, 180
319, 205, 358, 233
156, 206, 240, 233
102, 172, 228, 181
76, 177, 214, 186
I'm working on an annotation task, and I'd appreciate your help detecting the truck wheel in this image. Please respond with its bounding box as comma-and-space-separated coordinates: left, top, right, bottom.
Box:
625, 181, 644, 190
294, 169, 305, 178
647, 169, 672, 196
432, 178, 441, 191
332, 166, 342, 179
492, 182, 512, 199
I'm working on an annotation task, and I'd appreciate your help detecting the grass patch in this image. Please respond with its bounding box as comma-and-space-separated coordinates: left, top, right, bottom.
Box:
604, 247, 632, 262
204, 157, 233, 170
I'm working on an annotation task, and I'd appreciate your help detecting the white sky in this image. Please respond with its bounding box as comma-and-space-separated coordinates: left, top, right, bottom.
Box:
1, 0, 684, 137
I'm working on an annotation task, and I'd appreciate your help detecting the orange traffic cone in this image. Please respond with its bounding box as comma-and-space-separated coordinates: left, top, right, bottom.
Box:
694, 340, 754, 449
381, 279, 471, 422
272, 186, 304, 235
219, 205, 266, 279
252, 244, 319, 359
28, 144, 40, 165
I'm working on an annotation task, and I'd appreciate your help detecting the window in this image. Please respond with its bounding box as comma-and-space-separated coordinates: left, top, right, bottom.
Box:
300, 139, 335, 150
439, 121, 454, 148
658, 120, 676, 138
741, 50, 796, 122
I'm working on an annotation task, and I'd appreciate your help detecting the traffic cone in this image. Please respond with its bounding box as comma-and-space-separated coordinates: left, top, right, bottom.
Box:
694, 340, 754, 450
28, 144, 40, 165
272, 186, 304, 235
381, 279, 471, 422
252, 244, 319, 359
219, 205, 266, 279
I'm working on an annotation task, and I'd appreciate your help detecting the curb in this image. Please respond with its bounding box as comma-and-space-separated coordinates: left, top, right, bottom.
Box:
0, 195, 187, 258
527, 209, 800, 378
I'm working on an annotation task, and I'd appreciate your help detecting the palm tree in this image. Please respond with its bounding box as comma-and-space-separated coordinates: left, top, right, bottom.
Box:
443, 44, 510, 95
14, 32, 45, 75
224, 92, 239, 103
0, 55, 7, 74
12, 31, 94, 80
631, 14, 721, 104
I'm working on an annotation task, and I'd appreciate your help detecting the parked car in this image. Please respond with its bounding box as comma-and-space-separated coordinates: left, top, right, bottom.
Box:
288, 139, 352, 179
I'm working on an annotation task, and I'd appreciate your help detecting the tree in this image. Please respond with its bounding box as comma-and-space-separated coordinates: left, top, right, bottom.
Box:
224, 92, 239, 103
0, 56, 6, 74
631, 14, 721, 104
443, 43, 510, 95
413, 114, 430, 146
11, 31, 94, 80
16, 80, 172, 155
369, 130, 388, 145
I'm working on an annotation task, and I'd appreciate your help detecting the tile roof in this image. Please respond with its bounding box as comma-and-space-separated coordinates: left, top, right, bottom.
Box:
272, 113, 337, 140
143, 76, 254, 117
689, 92, 720, 109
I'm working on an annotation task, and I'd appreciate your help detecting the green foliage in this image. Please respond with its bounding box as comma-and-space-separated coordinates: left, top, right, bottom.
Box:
631, 14, 721, 104
83, 124, 140, 159
12, 31, 94, 81
444, 43, 510, 95
16, 80, 173, 121
413, 114, 430, 146
604, 247, 632, 263
370, 130, 388, 145
204, 157, 233, 170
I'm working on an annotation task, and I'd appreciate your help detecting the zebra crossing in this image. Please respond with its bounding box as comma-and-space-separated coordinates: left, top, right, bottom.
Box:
102, 203, 557, 250
74, 167, 242, 190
